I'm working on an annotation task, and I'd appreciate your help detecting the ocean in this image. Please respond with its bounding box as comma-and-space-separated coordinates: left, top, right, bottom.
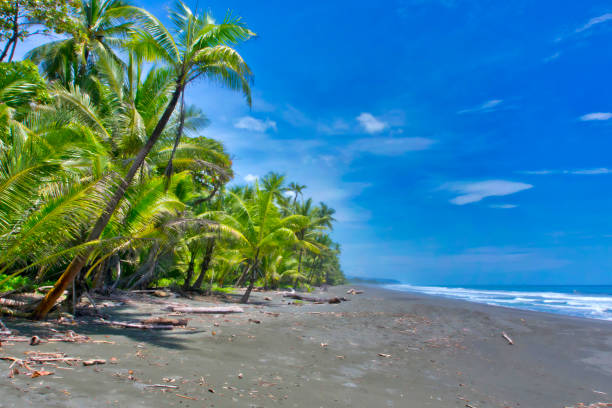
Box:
384, 284, 612, 321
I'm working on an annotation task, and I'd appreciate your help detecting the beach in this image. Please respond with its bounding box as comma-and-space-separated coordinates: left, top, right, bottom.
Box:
1, 285, 611, 407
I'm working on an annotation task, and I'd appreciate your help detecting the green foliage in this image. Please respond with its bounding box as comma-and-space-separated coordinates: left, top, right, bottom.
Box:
0, 273, 32, 292
0, 60, 50, 107
0, 0, 80, 62
0, 1, 345, 309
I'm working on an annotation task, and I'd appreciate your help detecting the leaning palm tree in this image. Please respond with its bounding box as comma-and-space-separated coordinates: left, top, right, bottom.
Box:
32, 2, 254, 319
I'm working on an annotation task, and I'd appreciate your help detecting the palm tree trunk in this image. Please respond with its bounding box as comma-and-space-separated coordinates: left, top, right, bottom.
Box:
182, 250, 196, 290
297, 248, 304, 279
110, 256, 122, 291
234, 263, 250, 287
240, 266, 256, 303
163, 92, 185, 191
32, 83, 184, 319
192, 239, 215, 290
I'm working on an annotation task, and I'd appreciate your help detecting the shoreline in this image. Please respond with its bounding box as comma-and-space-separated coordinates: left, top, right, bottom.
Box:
378, 283, 612, 325
379, 283, 612, 323
1, 285, 611, 407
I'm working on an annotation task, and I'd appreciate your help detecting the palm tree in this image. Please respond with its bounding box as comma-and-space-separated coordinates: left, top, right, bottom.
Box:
287, 182, 306, 206
292, 199, 336, 280
27, 0, 133, 86
205, 184, 307, 303
32, 3, 254, 318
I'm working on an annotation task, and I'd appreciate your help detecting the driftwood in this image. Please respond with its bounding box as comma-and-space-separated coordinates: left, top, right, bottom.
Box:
0, 298, 26, 307
282, 294, 347, 304
502, 331, 514, 345
94, 318, 175, 330
140, 317, 188, 326
167, 306, 244, 314
83, 359, 106, 366
143, 384, 179, 389
346, 288, 364, 295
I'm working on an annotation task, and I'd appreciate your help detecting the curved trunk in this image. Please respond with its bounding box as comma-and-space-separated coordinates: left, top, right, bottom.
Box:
240, 255, 258, 304
163, 92, 186, 191
0, 3, 18, 62
234, 263, 250, 288
240, 267, 256, 303
192, 239, 215, 290
32, 83, 184, 320
110, 257, 122, 291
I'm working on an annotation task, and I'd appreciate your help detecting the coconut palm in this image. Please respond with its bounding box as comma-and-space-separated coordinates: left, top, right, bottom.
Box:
287, 182, 306, 206
32, 2, 254, 318
27, 0, 133, 86
204, 183, 308, 303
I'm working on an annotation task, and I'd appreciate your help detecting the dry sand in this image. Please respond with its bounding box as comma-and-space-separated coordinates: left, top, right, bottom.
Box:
1, 285, 611, 407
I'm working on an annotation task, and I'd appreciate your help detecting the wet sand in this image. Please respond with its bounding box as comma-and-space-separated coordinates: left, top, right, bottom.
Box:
1, 285, 611, 407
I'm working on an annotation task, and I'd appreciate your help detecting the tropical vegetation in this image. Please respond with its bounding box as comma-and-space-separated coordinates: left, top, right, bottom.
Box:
0, 0, 345, 319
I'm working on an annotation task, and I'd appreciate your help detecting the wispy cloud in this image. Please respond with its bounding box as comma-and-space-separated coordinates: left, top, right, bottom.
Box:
316, 119, 351, 135
522, 168, 612, 175
571, 168, 612, 175
489, 204, 518, 209
234, 116, 277, 132
244, 174, 258, 182
580, 112, 612, 121
443, 180, 533, 205
576, 13, 612, 33
458, 99, 503, 114
281, 105, 312, 127
543, 51, 562, 63
356, 113, 387, 133
349, 137, 435, 156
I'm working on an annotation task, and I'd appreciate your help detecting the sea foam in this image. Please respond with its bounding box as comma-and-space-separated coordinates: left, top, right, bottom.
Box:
385, 284, 612, 321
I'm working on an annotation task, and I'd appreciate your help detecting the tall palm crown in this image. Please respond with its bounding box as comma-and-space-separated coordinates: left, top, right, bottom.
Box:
128, 1, 253, 100
27, 0, 133, 85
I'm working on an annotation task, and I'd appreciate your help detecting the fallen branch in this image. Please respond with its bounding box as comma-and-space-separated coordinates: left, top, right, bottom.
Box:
167, 306, 244, 314
501, 331, 514, 345
346, 288, 364, 295
140, 317, 188, 326
0, 298, 26, 307
143, 384, 179, 389
0, 306, 29, 318
83, 359, 105, 366
94, 318, 174, 330
175, 394, 197, 400
282, 294, 347, 304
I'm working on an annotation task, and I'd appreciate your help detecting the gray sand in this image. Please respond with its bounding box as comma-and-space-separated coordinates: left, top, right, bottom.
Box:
1, 285, 611, 407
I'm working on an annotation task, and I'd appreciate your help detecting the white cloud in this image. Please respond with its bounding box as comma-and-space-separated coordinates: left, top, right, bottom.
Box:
570, 168, 611, 175
580, 112, 612, 121
244, 174, 258, 182
522, 168, 612, 175
576, 13, 612, 33
234, 116, 277, 132
356, 113, 387, 133
521, 169, 555, 175
443, 180, 533, 205
489, 204, 518, 209
458, 99, 503, 114
349, 137, 435, 156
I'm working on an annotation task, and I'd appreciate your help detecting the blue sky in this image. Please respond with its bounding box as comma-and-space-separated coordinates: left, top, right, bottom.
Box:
17, 0, 612, 284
